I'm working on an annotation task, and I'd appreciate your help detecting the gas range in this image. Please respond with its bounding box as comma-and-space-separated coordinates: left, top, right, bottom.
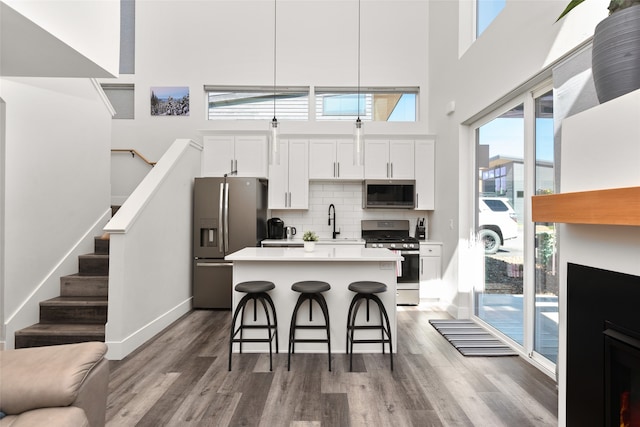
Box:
361, 219, 421, 305
361, 220, 419, 249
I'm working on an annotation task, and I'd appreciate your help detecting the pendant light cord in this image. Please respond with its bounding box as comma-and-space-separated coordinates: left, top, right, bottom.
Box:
273, 0, 277, 122
357, 0, 361, 121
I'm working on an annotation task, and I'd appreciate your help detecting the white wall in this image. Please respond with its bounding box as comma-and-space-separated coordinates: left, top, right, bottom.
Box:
426, 0, 607, 317
1, 0, 120, 77
555, 90, 640, 426
104, 139, 201, 360
0, 77, 113, 349
106, 0, 430, 196
0, 97, 5, 346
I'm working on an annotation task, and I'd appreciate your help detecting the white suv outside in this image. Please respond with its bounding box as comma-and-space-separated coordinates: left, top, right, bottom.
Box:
478, 197, 518, 254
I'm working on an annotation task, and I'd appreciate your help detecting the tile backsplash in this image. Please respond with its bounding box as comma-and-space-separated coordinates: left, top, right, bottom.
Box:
270, 182, 429, 239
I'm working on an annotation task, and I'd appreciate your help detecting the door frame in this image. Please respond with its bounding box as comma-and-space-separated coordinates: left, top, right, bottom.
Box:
468, 82, 556, 378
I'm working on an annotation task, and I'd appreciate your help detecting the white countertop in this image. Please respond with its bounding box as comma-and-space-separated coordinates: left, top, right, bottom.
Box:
261, 238, 365, 246
226, 246, 402, 262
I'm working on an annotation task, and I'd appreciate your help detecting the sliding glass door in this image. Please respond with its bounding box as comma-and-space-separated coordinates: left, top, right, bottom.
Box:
474, 103, 525, 345
473, 86, 558, 368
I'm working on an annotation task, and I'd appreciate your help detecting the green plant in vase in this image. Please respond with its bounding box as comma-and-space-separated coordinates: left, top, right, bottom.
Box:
302, 231, 318, 242
302, 231, 318, 252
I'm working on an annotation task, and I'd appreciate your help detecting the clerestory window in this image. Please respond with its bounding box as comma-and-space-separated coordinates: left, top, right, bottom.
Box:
204, 86, 309, 120
315, 87, 418, 122
476, 0, 505, 37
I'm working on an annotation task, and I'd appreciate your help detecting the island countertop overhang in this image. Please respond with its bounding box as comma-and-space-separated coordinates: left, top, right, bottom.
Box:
225, 246, 403, 262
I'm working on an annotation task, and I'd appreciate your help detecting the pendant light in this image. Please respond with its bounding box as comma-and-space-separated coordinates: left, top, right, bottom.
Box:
269, 0, 280, 165
353, 0, 364, 166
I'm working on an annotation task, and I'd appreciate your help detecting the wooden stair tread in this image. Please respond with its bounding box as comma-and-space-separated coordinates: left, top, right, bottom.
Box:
61, 273, 109, 279
16, 323, 105, 336
42, 296, 108, 306
15, 234, 109, 348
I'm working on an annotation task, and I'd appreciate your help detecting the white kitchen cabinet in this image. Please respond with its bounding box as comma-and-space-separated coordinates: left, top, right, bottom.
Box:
419, 242, 442, 299
309, 139, 363, 180
364, 140, 414, 179
414, 139, 435, 210
202, 135, 268, 178
268, 139, 309, 209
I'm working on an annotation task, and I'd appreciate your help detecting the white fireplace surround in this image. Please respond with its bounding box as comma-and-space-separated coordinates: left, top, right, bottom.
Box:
557, 89, 640, 426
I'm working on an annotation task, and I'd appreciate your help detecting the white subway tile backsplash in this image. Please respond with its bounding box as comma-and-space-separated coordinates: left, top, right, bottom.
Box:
271, 182, 429, 240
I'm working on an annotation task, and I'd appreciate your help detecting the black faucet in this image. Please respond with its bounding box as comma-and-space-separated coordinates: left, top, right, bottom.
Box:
328, 204, 340, 239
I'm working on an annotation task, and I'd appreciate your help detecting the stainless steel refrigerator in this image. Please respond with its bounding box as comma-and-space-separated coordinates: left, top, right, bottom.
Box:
193, 177, 268, 308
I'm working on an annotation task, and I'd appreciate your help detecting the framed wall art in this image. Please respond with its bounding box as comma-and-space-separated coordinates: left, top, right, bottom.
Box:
150, 86, 189, 116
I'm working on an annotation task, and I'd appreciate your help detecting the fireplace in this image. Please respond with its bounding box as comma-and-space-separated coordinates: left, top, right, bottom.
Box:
567, 263, 640, 426
604, 322, 640, 427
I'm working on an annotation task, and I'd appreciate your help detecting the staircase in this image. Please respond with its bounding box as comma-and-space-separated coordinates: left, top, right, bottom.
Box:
15, 235, 109, 348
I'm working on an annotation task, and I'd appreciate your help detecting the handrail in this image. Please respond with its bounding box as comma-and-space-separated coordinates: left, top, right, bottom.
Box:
111, 149, 156, 167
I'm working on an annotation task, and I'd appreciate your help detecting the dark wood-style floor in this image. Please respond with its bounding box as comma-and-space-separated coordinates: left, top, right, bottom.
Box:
106, 303, 558, 426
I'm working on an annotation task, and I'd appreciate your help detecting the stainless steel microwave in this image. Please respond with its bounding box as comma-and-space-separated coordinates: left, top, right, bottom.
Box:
363, 180, 416, 209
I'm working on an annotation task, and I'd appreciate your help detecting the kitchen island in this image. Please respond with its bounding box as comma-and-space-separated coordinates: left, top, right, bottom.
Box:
225, 246, 401, 353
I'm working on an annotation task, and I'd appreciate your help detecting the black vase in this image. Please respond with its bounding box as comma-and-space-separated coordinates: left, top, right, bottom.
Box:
592, 5, 640, 104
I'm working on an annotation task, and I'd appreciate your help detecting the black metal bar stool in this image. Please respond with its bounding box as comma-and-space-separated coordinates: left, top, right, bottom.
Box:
229, 280, 278, 371
288, 280, 331, 371
345, 281, 393, 371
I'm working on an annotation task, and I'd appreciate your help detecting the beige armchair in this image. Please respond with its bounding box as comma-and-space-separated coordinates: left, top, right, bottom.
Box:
0, 342, 109, 427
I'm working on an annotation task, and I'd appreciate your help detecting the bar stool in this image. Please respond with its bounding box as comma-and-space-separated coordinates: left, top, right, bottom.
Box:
229, 280, 278, 371
345, 281, 393, 371
288, 280, 331, 371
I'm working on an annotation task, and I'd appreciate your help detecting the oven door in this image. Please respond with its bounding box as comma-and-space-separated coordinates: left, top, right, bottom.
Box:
397, 250, 420, 284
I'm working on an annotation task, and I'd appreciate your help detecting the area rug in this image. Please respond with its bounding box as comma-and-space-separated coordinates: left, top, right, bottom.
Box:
428, 319, 518, 357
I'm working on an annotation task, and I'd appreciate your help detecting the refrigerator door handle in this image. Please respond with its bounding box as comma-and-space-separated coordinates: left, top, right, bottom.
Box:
224, 182, 230, 251
218, 183, 224, 253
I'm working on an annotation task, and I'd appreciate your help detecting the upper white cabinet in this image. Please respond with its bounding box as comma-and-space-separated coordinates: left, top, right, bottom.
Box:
415, 139, 435, 210
364, 140, 414, 179
202, 135, 268, 178
268, 139, 309, 209
309, 139, 363, 180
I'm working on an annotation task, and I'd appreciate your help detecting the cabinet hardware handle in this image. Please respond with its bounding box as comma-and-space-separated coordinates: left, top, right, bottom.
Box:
337, 162, 340, 177
421, 258, 424, 275
391, 163, 394, 178
218, 183, 224, 253
334, 162, 336, 177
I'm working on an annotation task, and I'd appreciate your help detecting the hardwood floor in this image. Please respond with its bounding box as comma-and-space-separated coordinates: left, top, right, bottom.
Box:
106, 303, 558, 426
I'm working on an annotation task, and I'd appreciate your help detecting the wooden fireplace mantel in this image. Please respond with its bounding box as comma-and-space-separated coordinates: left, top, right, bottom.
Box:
531, 186, 640, 226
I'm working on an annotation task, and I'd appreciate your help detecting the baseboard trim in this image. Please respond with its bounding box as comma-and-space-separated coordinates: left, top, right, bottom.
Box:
105, 298, 192, 360
444, 302, 471, 320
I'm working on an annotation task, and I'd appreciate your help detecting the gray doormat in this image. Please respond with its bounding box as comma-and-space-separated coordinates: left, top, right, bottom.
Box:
429, 319, 518, 357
